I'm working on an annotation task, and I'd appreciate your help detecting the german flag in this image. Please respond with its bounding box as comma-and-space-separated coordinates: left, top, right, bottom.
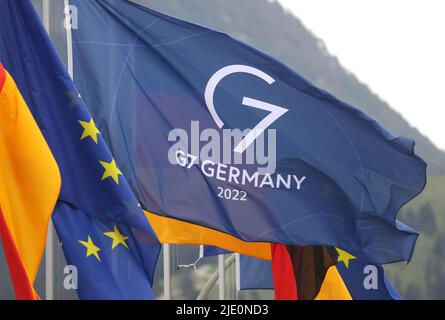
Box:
272, 244, 343, 300
272, 244, 400, 300
0, 64, 61, 299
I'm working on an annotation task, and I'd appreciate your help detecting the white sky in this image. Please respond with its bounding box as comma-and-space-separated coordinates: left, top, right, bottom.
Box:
277, 0, 445, 151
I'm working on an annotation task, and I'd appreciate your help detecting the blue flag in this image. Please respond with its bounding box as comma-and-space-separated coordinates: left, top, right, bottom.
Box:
203, 246, 230, 257
336, 255, 401, 300
239, 256, 274, 291
0, 0, 160, 299
70, 0, 426, 264
202, 246, 273, 290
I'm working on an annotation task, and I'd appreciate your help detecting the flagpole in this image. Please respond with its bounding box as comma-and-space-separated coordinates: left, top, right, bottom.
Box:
163, 244, 171, 300
64, 0, 74, 78
44, 0, 75, 301
42, 0, 54, 301
63, 0, 75, 300
218, 254, 225, 300
42, 0, 50, 30
197, 254, 235, 300
235, 253, 240, 300
45, 226, 54, 300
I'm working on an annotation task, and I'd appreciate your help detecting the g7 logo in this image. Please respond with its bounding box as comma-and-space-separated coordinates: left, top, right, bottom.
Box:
204, 65, 288, 153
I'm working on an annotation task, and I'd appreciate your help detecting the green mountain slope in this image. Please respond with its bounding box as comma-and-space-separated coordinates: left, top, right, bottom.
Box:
386, 175, 445, 299
139, 0, 445, 175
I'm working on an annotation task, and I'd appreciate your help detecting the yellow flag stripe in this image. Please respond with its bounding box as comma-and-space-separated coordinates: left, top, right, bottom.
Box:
145, 211, 272, 260
315, 266, 353, 300
0, 67, 61, 299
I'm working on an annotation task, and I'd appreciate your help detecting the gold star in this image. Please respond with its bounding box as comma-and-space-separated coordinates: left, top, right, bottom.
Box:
99, 159, 123, 184
335, 247, 356, 268
78, 236, 101, 261
79, 118, 100, 143
104, 225, 129, 250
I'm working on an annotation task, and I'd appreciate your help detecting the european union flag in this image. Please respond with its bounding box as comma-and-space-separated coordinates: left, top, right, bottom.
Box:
71, 0, 426, 264
335, 251, 401, 300
0, 0, 160, 299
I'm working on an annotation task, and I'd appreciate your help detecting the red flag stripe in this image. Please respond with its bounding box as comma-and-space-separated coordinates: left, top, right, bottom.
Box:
0, 64, 6, 92
271, 244, 298, 300
0, 207, 36, 299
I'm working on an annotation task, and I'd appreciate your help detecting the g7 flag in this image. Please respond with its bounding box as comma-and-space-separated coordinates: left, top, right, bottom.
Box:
70, 0, 426, 264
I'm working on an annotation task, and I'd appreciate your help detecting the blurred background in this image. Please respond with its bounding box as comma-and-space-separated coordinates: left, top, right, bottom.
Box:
0, 0, 443, 300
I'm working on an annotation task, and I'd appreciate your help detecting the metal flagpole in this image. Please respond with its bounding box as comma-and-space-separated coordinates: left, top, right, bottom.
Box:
199, 245, 204, 260
42, 0, 50, 29
64, 0, 74, 78
197, 254, 235, 300
235, 253, 241, 300
218, 254, 225, 300
45, 227, 54, 300
42, 0, 54, 301
62, 0, 75, 301
163, 244, 171, 299
43, 0, 74, 301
